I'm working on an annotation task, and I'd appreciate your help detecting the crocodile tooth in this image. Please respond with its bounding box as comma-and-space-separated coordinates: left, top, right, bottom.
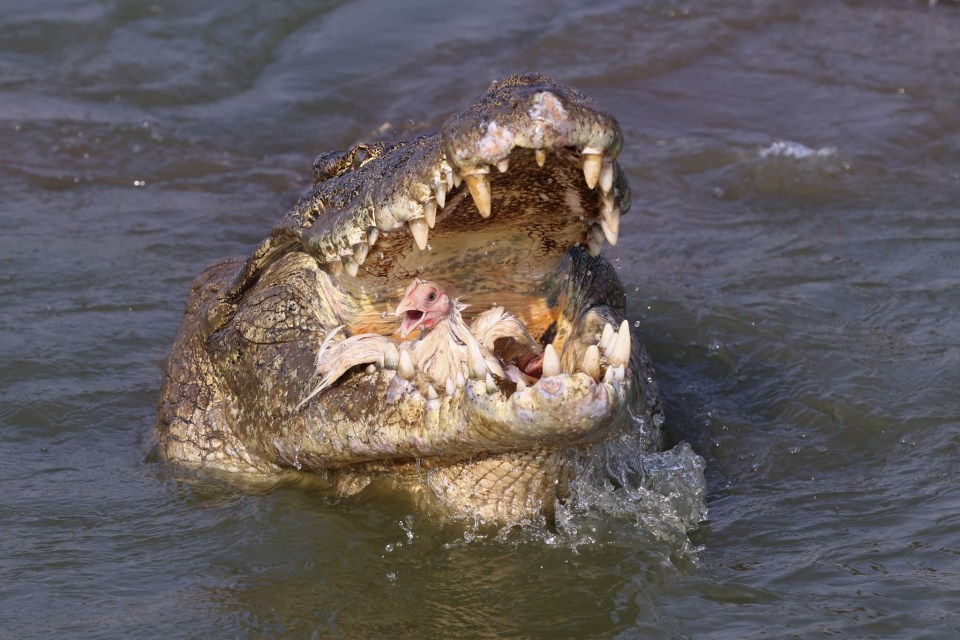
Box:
496, 158, 510, 173
398, 350, 415, 380
582, 152, 603, 190
600, 323, 615, 352
445, 378, 456, 396
542, 343, 561, 377
353, 242, 369, 265
516, 377, 527, 391
452, 171, 462, 189
467, 341, 488, 379
424, 199, 437, 229
582, 344, 600, 380
535, 149, 546, 168
599, 217, 618, 246
327, 259, 343, 276
365, 364, 376, 374
603, 365, 616, 385
456, 372, 465, 388
608, 320, 631, 366
486, 373, 498, 394
408, 217, 429, 250
464, 173, 492, 218
601, 196, 620, 236
434, 181, 446, 209
615, 364, 625, 382
426, 384, 439, 400
383, 342, 399, 368
366, 226, 379, 247
342, 256, 359, 277
599, 159, 614, 193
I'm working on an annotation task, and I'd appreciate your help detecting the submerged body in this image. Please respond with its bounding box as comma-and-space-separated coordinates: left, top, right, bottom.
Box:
156, 74, 664, 523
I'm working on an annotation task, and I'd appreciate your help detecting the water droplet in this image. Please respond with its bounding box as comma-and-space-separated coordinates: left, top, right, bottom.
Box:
634, 320, 640, 328
380, 311, 387, 319
634, 286, 640, 292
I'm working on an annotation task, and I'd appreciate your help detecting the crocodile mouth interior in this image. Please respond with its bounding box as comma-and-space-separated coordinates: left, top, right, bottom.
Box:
303, 138, 633, 405
339, 145, 622, 341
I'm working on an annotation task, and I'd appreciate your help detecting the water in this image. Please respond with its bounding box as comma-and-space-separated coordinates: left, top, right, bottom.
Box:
2, 0, 959, 637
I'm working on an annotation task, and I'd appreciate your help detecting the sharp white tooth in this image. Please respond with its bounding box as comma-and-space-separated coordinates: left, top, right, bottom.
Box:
353, 242, 369, 265
582, 152, 603, 190
456, 372, 465, 388
609, 320, 631, 366
434, 181, 446, 209
445, 378, 456, 396
603, 365, 616, 385
516, 377, 527, 391
398, 350, 415, 380
408, 217, 429, 250
612, 364, 625, 383
600, 323, 615, 352
452, 171, 462, 189
582, 344, 600, 380
464, 173, 492, 218
496, 158, 510, 173
342, 256, 359, 277
365, 364, 376, 374
486, 373, 499, 394
426, 384, 439, 400
467, 341, 488, 379
424, 199, 437, 229
535, 149, 546, 168
542, 343, 561, 377
366, 226, 379, 247
383, 342, 399, 368
601, 198, 620, 236
600, 217, 618, 246
599, 159, 614, 193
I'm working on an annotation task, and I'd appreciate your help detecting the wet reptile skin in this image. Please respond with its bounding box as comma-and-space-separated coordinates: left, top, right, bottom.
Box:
156, 74, 663, 524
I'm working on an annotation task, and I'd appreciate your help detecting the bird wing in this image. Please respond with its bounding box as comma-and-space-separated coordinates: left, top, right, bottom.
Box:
470, 306, 540, 361
298, 332, 397, 409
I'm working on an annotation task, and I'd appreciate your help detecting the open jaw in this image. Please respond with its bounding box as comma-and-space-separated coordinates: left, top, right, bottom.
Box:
160, 74, 652, 524
269, 76, 636, 455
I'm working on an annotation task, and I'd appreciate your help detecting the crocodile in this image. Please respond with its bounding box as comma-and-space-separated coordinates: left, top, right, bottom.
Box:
156, 73, 664, 524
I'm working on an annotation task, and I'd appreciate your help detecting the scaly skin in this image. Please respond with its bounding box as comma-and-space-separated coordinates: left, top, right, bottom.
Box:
157, 74, 664, 524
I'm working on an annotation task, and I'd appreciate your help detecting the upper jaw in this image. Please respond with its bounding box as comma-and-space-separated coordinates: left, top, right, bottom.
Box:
276, 74, 631, 307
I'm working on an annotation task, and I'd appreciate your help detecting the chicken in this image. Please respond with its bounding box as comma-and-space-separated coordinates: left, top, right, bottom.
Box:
394, 278, 493, 387
302, 279, 541, 405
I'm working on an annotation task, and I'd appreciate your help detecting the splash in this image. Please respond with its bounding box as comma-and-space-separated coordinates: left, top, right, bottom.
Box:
759, 140, 836, 159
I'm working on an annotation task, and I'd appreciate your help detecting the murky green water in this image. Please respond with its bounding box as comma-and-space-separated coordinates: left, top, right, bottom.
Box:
2, 0, 959, 637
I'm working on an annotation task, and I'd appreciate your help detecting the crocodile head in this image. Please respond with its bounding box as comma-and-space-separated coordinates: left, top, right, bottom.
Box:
157, 74, 662, 525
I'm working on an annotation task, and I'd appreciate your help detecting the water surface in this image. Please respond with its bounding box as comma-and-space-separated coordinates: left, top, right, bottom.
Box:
2, 1, 959, 637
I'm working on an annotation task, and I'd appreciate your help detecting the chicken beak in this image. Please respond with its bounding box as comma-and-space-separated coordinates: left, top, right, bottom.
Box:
395, 297, 424, 338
